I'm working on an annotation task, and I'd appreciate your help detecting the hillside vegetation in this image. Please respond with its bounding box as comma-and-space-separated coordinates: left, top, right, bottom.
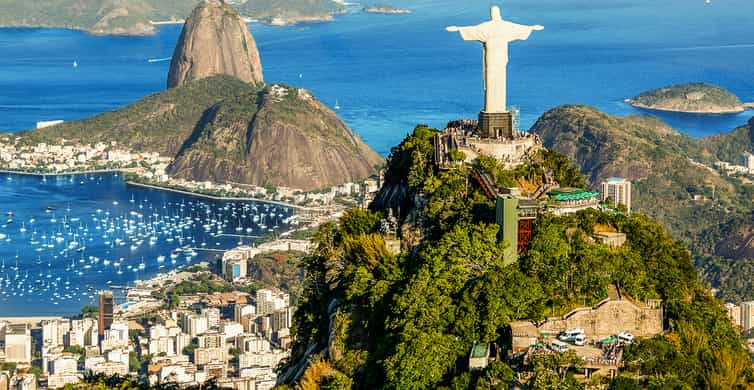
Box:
627, 83, 745, 114
17, 76, 252, 156
532, 105, 754, 301
12, 76, 382, 191
0, 0, 343, 35
279, 125, 751, 389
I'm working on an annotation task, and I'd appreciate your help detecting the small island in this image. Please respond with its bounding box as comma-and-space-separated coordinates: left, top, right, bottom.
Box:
625, 83, 754, 114
362, 4, 411, 14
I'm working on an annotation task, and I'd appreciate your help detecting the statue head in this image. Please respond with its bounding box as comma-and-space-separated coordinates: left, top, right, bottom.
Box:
490, 6, 502, 21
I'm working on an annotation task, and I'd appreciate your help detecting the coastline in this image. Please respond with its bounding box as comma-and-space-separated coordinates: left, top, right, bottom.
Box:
125, 180, 307, 210
624, 99, 748, 115
0, 168, 316, 211
150, 20, 185, 25
0, 12, 340, 36
0, 168, 122, 177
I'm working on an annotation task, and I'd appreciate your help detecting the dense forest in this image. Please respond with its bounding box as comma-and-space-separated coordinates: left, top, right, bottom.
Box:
280, 125, 751, 389
533, 105, 754, 302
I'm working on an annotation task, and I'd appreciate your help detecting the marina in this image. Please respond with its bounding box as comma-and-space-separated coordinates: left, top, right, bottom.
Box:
0, 172, 296, 316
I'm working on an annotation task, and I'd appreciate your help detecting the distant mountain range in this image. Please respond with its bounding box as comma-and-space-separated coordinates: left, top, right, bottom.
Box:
0, 0, 344, 35
532, 105, 754, 300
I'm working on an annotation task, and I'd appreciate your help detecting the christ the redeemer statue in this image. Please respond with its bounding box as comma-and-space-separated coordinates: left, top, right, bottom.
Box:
447, 6, 543, 113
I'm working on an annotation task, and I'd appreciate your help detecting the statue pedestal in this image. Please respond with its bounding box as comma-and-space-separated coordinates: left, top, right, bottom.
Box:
478, 111, 513, 139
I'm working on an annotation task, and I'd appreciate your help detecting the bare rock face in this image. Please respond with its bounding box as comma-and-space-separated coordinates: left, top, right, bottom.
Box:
168, 84, 384, 192
167, 0, 264, 89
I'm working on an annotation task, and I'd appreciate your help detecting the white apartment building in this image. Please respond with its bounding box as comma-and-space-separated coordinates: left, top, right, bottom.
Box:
601, 177, 632, 214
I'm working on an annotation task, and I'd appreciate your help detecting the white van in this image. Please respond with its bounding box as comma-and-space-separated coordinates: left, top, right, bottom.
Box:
618, 332, 634, 344
573, 334, 586, 346
559, 328, 585, 342
550, 340, 569, 353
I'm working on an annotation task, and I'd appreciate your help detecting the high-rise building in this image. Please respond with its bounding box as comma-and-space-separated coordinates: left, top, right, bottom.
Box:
256, 289, 274, 315
222, 250, 248, 281
601, 178, 632, 214
198, 332, 223, 349
725, 303, 741, 328
4, 324, 32, 363
98, 291, 114, 337
743, 152, 754, 171
181, 313, 208, 337
234, 304, 256, 322
42, 319, 69, 350
741, 301, 754, 333
203, 308, 221, 329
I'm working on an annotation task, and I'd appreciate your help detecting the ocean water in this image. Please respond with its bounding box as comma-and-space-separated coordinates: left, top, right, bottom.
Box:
0, 0, 754, 315
1, 0, 753, 156
0, 173, 292, 316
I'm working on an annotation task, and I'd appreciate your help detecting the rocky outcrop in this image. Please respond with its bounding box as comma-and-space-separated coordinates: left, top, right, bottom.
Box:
167, 0, 264, 89
168, 84, 383, 191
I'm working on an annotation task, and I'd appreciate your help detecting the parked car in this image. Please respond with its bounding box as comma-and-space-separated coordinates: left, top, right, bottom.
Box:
550, 339, 569, 353
572, 333, 586, 346
558, 328, 585, 342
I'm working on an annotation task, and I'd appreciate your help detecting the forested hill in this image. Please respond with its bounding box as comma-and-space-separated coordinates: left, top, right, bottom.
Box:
0, 0, 343, 35
626, 83, 746, 114
281, 125, 751, 389
532, 105, 754, 301
12, 76, 383, 191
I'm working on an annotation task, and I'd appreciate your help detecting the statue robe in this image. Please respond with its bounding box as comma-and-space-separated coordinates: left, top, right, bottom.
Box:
455, 21, 535, 113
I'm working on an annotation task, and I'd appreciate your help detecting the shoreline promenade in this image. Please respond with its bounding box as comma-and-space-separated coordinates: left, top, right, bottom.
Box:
0, 169, 328, 212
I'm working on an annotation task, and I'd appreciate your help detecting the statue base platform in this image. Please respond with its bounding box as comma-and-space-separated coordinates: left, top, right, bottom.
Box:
478, 111, 513, 139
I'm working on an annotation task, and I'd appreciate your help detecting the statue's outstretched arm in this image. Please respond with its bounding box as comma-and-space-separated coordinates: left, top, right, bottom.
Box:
446, 25, 486, 42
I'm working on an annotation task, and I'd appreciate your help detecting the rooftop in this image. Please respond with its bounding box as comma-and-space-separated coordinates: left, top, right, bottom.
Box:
470, 342, 489, 359
547, 188, 600, 202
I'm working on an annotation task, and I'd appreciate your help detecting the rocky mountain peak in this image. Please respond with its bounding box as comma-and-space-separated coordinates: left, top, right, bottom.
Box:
167, 0, 264, 89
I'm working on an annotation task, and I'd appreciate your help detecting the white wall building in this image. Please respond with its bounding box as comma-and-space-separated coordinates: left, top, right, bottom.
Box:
601, 177, 632, 214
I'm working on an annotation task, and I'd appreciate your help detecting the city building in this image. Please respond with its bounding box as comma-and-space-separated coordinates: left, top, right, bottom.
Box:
42, 319, 69, 351
98, 291, 114, 338
4, 324, 32, 363
67, 319, 97, 348
741, 301, 754, 334
726, 303, 742, 328
234, 304, 256, 322
9, 373, 36, 390
181, 313, 208, 337
220, 321, 244, 341
743, 151, 754, 172
601, 178, 632, 214
222, 250, 248, 281
198, 332, 223, 349
203, 308, 221, 330
255, 290, 289, 315
547, 188, 601, 216
593, 232, 627, 248
194, 347, 226, 366
90, 361, 129, 376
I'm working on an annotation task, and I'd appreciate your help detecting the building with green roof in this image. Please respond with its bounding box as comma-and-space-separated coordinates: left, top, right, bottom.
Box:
546, 188, 601, 216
